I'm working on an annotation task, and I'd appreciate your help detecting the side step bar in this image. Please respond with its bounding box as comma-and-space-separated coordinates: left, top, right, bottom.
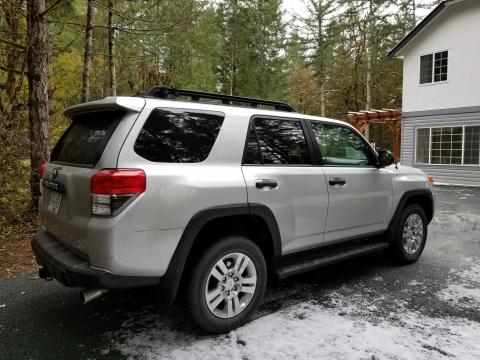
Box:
274, 241, 389, 279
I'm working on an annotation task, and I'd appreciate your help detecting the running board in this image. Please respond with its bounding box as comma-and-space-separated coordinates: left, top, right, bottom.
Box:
274, 241, 389, 279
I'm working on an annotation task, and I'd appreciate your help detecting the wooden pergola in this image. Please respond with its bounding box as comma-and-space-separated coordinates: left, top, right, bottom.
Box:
347, 109, 402, 162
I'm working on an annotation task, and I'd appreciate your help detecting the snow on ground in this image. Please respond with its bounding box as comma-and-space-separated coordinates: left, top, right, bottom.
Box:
431, 211, 480, 232
437, 258, 480, 312
106, 286, 480, 360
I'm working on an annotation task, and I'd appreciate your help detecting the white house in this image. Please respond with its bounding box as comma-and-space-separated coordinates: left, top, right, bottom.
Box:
388, 0, 480, 186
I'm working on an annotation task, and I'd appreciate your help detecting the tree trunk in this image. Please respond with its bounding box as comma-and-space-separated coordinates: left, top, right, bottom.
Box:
365, 0, 374, 141
81, 0, 94, 102
412, 0, 416, 27
229, 38, 235, 95
1, 0, 25, 127
108, 0, 116, 96
316, 1, 326, 117
26, 0, 49, 210
320, 84, 325, 117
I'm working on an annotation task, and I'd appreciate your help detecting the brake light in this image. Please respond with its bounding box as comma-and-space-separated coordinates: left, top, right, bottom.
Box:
39, 161, 47, 179
91, 169, 146, 216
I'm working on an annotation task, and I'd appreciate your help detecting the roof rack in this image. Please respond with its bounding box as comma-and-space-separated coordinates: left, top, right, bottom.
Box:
145, 87, 296, 112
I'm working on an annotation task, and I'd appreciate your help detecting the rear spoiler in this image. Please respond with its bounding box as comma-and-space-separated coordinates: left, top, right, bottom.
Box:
64, 97, 145, 118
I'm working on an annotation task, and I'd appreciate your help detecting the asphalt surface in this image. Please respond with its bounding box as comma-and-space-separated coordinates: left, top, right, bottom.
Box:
1, 186, 479, 359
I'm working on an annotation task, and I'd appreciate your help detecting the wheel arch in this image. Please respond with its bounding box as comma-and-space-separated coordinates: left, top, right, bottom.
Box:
386, 189, 434, 244
158, 203, 281, 304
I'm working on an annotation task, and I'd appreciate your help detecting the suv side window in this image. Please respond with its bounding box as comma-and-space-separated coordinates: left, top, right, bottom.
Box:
244, 118, 311, 165
310, 122, 371, 166
243, 124, 262, 164
134, 108, 224, 163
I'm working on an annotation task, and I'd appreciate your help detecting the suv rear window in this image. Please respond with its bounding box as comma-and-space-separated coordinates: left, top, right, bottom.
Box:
51, 111, 123, 167
134, 108, 224, 163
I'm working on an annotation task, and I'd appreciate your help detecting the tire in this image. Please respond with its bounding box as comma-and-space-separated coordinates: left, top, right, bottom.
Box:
185, 236, 267, 334
389, 204, 428, 264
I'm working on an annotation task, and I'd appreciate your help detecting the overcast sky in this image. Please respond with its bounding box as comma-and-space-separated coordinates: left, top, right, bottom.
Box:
281, 0, 436, 24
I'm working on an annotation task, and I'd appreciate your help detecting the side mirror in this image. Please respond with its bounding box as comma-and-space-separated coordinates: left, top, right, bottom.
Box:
377, 150, 394, 168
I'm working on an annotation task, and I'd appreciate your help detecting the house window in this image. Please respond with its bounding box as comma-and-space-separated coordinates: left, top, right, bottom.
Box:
420, 51, 448, 84
416, 128, 430, 163
464, 126, 480, 165
430, 127, 462, 165
416, 126, 480, 166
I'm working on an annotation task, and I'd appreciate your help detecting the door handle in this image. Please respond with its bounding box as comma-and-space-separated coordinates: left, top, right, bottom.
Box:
329, 178, 346, 186
255, 179, 278, 189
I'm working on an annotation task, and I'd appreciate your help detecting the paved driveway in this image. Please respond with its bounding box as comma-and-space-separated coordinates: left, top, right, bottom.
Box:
1, 186, 479, 359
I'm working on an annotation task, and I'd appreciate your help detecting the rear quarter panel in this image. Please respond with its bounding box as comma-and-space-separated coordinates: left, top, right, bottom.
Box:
117, 103, 250, 231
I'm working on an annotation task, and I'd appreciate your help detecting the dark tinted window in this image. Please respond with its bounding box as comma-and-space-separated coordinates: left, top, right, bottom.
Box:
51, 111, 123, 167
310, 122, 371, 166
243, 125, 262, 164
134, 108, 224, 163
252, 118, 311, 165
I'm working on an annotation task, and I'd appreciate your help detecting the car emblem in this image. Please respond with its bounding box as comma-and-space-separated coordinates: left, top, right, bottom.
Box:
50, 167, 62, 180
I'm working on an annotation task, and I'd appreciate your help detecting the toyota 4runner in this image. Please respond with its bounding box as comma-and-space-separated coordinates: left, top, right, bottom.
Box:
32, 87, 434, 333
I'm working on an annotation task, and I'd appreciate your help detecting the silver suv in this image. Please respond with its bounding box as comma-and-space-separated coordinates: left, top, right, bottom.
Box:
32, 87, 434, 333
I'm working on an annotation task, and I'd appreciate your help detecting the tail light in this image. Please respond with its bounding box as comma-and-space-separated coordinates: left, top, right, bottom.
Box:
91, 169, 146, 216
39, 161, 47, 179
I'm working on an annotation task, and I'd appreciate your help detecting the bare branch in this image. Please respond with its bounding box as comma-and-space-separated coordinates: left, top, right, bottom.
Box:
0, 65, 23, 74
0, 38, 25, 50
40, 0, 65, 17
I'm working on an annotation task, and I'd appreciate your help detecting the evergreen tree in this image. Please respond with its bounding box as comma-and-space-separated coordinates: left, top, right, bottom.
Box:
216, 0, 287, 99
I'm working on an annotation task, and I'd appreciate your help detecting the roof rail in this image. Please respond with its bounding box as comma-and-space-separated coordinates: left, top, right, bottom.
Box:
145, 87, 296, 112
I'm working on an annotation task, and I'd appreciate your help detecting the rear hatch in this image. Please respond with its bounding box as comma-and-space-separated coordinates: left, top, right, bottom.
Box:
39, 110, 127, 257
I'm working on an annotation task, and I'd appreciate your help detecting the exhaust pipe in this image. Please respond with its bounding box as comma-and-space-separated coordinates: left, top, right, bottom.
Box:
81, 289, 108, 304
38, 267, 53, 281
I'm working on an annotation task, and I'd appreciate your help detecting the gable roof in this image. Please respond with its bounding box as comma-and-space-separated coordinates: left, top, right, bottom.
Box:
388, 0, 466, 58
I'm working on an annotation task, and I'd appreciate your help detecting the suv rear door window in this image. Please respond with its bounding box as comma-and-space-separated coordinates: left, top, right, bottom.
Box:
51, 111, 123, 167
134, 108, 224, 163
245, 118, 311, 165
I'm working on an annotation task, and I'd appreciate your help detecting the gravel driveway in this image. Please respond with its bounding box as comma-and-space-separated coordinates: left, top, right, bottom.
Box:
1, 186, 479, 360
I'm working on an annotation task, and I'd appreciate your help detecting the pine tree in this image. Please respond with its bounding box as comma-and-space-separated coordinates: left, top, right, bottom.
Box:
299, 0, 337, 116
217, 0, 286, 99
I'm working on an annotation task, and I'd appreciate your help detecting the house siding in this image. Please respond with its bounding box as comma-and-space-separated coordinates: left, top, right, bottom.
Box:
399, 0, 480, 112
401, 108, 480, 187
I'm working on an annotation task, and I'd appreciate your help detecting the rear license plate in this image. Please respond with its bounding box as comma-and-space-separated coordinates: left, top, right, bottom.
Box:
48, 191, 62, 215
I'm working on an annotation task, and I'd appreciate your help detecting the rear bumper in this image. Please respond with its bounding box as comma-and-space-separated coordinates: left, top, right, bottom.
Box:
31, 229, 161, 289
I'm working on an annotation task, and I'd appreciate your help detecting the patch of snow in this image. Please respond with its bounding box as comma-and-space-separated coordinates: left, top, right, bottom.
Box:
107, 290, 480, 360
373, 276, 383, 282
0, 304, 5, 308
438, 259, 480, 311
408, 280, 422, 286
432, 212, 480, 232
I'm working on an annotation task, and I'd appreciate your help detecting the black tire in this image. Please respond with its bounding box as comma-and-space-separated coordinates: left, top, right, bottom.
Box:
185, 236, 267, 334
389, 204, 428, 264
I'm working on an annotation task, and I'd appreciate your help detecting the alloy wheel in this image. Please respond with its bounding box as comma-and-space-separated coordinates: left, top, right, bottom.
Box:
204, 252, 257, 319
